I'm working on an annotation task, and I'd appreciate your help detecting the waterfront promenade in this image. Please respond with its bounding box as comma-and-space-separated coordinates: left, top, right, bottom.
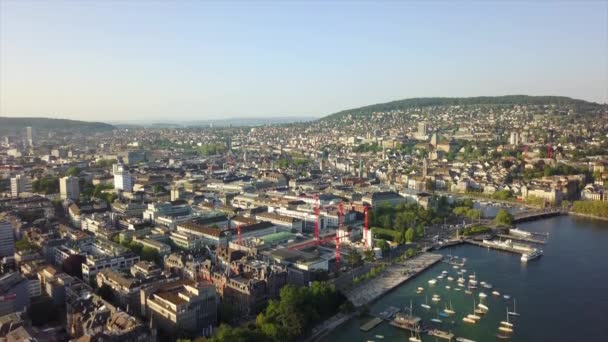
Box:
345, 253, 443, 307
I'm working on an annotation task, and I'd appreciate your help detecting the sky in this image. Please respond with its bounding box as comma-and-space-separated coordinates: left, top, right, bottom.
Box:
1, 1, 607, 122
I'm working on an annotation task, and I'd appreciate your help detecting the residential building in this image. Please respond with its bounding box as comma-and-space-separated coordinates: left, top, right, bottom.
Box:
113, 163, 134, 192
10, 175, 32, 198
0, 221, 14, 258
60, 176, 80, 200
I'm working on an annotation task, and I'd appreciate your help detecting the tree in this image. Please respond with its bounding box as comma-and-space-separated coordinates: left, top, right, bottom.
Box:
495, 209, 514, 226
65, 166, 81, 177
376, 239, 390, 253
15, 235, 35, 251
346, 250, 363, 268
363, 249, 375, 262
405, 228, 415, 243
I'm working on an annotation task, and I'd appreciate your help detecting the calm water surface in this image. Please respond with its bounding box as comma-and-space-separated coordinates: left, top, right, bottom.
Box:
323, 216, 608, 342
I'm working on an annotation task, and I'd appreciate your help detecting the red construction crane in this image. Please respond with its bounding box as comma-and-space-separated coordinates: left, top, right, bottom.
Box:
363, 205, 370, 249
314, 193, 320, 241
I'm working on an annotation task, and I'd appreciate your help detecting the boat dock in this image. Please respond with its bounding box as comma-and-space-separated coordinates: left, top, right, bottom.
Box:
496, 234, 546, 244
464, 239, 530, 255
360, 317, 383, 332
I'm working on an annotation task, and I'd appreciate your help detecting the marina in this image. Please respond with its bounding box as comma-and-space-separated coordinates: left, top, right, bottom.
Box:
322, 216, 608, 342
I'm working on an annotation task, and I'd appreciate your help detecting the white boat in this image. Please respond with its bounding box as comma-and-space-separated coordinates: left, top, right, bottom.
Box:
467, 314, 481, 321
453, 265, 459, 269
479, 292, 487, 299
480, 281, 486, 286
428, 279, 437, 285
498, 326, 513, 333
521, 249, 543, 262
501, 312, 514, 328
375, 335, 384, 339
442, 270, 449, 275
444, 301, 455, 315
437, 275, 444, 279
465, 290, 473, 295
510, 228, 533, 237
503, 295, 511, 300
445, 285, 451, 290
421, 295, 431, 309
483, 283, 493, 289
432, 295, 441, 302
456, 338, 477, 342
430, 318, 443, 323
508, 298, 521, 316
461, 269, 467, 273
454, 287, 462, 291
492, 291, 501, 296
462, 317, 476, 324
447, 276, 454, 281
478, 303, 489, 311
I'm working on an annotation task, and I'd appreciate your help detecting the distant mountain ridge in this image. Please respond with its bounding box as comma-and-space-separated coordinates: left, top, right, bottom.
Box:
322, 95, 604, 121
0, 117, 115, 134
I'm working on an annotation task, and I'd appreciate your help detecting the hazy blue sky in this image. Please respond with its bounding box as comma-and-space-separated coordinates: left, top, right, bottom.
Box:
1, 1, 606, 121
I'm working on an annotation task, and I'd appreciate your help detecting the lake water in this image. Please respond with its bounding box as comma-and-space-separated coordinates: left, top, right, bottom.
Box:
322, 215, 608, 341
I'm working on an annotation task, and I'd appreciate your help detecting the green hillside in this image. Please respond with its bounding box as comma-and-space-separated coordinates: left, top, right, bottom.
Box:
322, 95, 604, 121
0, 117, 115, 135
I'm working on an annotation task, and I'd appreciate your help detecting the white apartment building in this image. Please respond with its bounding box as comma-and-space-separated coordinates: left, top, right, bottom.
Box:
60, 176, 80, 200
10, 175, 32, 198
113, 163, 133, 192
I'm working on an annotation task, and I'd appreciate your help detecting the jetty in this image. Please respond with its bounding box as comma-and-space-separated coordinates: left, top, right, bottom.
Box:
345, 253, 443, 307
360, 317, 383, 332
464, 239, 531, 255
496, 233, 546, 244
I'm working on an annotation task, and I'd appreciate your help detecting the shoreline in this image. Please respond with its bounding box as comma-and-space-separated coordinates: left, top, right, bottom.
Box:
566, 211, 608, 222
309, 253, 442, 342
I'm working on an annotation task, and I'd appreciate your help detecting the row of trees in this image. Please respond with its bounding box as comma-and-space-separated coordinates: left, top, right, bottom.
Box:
207, 282, 350, 342
571, 201, 608, 218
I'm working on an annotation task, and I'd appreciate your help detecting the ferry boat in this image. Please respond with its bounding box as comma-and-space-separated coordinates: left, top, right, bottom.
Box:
521, 249, 543, 262
510, 228, 533, 237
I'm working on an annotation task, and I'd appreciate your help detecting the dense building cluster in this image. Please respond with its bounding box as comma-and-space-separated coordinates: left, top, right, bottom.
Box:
0, 97, 606, 340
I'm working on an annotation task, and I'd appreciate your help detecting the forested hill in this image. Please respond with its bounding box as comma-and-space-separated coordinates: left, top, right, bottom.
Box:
322, 95, 604, 121
0, 117, 115, 135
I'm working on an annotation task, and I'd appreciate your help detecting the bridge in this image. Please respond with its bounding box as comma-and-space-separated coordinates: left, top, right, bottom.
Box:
513, 209, 564, 223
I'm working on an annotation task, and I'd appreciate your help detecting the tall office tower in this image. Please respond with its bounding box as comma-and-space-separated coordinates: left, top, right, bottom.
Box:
113, 163, 133, 192
25, 126, 34, 147
0, 221, 15, 257
10, 175, 32, 198
60, 176, 80, 200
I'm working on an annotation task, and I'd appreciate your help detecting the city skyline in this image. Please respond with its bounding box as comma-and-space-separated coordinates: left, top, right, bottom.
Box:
1, 1, 607, 121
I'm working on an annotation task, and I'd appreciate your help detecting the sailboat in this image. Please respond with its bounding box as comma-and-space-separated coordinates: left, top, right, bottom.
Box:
421, 295, 431, 310
467, 299, 481, 321
409, 330, 422, 342
507, 298, 521, 317
500, 307, 514, 328
444, 300, 455, 315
